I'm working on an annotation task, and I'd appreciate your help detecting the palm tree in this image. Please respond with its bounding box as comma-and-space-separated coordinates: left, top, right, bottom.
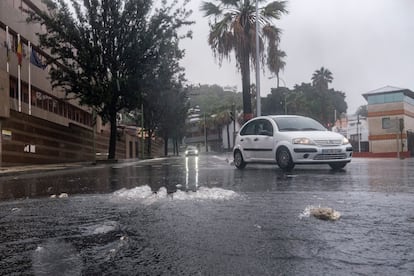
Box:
267, 46, 286, 88
311, 67, 333, 125
311, 67, 333, 90
201, 0, 288, 122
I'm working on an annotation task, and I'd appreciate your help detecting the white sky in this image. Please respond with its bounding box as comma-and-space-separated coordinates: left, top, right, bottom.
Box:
179, 0, 414, 114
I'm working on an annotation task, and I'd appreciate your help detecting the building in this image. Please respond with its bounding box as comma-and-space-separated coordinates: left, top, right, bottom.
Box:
346, 114, 369, 152
362, 86, 414, 157
332, 114, 368, 152
0, 0, 148, 166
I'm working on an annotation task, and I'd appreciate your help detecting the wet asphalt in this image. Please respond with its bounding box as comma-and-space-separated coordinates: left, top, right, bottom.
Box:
0, 154, 413, 275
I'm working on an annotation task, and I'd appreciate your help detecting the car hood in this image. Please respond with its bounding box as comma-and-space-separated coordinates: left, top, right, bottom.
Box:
282, 130, 345, 141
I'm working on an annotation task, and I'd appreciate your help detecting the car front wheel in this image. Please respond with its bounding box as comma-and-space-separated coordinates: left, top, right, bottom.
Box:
329, 162, 347, 170
234, 150, 246, 169
276, 146, 295, 171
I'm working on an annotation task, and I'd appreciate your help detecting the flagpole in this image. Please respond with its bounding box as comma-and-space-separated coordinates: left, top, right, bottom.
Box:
17, 34, 21, 113
6, 26, 9, 73
28, 41, 31, 115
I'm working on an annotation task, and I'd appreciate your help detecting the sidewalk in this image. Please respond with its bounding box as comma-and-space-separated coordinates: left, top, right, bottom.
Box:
0, 158, 151, 177
0, 162, 91, 177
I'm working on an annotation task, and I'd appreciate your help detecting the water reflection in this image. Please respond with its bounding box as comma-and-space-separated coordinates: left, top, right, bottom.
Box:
184, 156, 199, 192
1, 157, 414, 200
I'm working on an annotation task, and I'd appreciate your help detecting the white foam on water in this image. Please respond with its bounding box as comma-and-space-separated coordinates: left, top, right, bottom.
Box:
299, 205, 313, 219
82, 220, 119, 235
112, 185, 239, 204
170, 187, 239, 201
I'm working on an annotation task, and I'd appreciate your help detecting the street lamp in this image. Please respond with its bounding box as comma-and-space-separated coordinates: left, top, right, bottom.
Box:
255, 0, 261, 117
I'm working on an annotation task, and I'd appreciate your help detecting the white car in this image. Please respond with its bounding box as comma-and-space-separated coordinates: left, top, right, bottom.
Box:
185, 146, 199, 156
233, 115, 353, 171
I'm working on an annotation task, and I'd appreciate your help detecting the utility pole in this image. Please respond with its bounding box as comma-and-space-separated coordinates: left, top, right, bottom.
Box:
357, 114, 361, 152
204, 113, 208, 152
255, 0, 261, 117
141, 103, 145, 159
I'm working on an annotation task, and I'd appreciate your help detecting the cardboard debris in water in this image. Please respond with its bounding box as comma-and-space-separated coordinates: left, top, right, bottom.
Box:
310, 207, 341, 221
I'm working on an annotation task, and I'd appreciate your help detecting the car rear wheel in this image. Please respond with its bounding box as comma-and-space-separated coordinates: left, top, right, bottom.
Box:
329, 162, 347, 170
234, 150, 246, 169
276, 146, 295, 171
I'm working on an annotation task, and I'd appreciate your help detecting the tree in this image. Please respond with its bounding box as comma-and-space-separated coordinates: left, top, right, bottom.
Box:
268, 47, 286, 88
311, 67, 333, 90
28, 0, 192, 160
356, 105, 368, 117
201, 0, 288, 122
156, 88, 189, 156
288, 82, 347, 126
311, 67, 334, 124
262, 86, 289, 115
187, 84, 242, 114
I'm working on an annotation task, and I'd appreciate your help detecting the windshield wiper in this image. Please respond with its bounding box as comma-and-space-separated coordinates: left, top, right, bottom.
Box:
301, 128, 320, 131
279, 127, 299, 131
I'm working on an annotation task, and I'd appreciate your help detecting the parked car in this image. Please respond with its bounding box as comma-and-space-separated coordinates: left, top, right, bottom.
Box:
233, 115, 353, 171
185, 146, 199, 156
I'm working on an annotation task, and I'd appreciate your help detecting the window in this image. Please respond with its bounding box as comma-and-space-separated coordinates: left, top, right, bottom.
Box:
58, 102, 66, 116
36, 91, 43, 107
258, 119, 273, 136
22, 85, 28, 103
31, 89, 36, 106
9, 78, 17, 99
0, 27, 6, 47
382, 117, 391, 129
240, 121, 256, 135
129, 141, 133, 158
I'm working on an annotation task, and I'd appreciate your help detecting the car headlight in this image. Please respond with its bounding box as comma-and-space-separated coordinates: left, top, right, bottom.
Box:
195, 150, 198, 154
342, 137, 350, 145
185, 151, 189, 154
292, 137, 315, 145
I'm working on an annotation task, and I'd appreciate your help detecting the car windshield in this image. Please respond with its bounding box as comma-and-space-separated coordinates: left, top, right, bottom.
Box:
271, 116, 326, 132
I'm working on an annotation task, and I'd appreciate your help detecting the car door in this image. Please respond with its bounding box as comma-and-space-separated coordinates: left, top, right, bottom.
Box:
238, 120, 257, 161
252, 119, 275, 161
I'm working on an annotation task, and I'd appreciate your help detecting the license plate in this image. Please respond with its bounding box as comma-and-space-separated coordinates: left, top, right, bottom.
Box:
322, 148, 342, 154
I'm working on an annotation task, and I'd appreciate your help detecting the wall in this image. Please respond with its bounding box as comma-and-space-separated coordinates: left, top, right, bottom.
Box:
367, 98, 411, 154
1, 110, 94, 166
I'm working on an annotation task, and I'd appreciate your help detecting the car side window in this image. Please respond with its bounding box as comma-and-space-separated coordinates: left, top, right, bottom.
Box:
240, 121, 256, 136
257, 119, 273, 136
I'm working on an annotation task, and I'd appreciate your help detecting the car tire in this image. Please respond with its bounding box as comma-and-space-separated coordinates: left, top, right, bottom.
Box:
329, 162, 347, 170
276, 146, 295, 171
234, 150, 246, 169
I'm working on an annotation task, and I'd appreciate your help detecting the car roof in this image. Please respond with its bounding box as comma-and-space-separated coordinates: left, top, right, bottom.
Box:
256, 115, 306, 120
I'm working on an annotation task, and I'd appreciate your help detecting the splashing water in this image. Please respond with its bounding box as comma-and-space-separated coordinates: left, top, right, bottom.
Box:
112, 185, 239, 204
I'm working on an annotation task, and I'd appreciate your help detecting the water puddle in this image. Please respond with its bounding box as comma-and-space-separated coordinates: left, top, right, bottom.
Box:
32, 240, 83, 275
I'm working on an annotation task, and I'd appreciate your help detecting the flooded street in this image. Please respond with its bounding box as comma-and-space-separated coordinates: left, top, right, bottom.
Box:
0, 155, 414, 275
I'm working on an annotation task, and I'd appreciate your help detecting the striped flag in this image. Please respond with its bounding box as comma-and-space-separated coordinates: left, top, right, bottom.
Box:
17, 38, 22, 66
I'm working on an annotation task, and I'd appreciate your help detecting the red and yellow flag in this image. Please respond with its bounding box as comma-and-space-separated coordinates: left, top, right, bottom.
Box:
16, 39, 22, 66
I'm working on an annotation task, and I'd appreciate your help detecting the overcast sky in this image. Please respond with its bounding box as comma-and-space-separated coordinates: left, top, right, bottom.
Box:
178, 0, 414, 114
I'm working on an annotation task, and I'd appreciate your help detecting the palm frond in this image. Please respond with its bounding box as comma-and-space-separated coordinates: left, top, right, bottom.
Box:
263, 1, 288, 19
200, 2, 222, 17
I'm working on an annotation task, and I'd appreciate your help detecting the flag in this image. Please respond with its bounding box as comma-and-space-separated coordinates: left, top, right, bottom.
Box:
5, 33, 10, 61
30, 48, 47, 69
6, 26, 10, 72
16, 39, 22, 66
